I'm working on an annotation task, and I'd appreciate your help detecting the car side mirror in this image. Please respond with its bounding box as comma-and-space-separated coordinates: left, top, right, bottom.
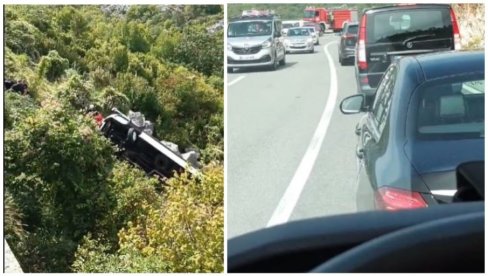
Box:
340, 94, 365, 114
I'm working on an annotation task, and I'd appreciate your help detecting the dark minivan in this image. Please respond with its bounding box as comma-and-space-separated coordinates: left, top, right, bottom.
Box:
355, 4, 461, 98
338, 21, 358, 65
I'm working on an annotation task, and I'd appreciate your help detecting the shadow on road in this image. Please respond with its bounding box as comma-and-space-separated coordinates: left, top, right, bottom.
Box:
232, 61, 298, 74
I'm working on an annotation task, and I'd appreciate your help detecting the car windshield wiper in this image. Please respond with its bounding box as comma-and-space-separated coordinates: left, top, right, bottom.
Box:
403, 33, 436, 45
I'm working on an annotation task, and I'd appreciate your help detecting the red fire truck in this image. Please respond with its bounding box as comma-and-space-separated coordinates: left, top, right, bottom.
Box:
329, 8, 358, 32
304, 7, 358, 33
303, 7, 330, 32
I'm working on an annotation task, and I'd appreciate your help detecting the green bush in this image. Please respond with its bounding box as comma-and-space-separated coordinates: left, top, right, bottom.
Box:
72, 164, 224, 273
38, 50, 69, 81
5, 19, 44, 60
4, 98, 116, 271
4, 92, 38, 130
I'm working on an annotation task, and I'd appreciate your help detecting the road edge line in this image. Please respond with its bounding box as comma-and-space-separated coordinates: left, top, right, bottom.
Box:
266, 41, 339, 227
228, 75, 246, 87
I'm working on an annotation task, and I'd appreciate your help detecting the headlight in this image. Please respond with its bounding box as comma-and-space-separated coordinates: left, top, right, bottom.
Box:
307, 38, 313, 43
227, 44, 232, 51
262, 38, 272, 48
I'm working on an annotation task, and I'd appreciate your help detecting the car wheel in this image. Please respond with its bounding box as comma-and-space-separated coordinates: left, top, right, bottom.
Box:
269, 54, 279, 71
310, 48, 314, 54
227, 67, 234, 73
339, 54, 343, 65
154, 154, 170, 173
279, 53, 286, 66
126, 128, 138, 144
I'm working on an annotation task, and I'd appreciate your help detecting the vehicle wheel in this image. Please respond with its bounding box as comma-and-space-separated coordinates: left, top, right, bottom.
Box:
227, 67, 233, 73
339, 54, 343, 65
310, 48, 314, 54
154, 154, 170, 173
269, 54, 279, 71
126, 128, 138, 144
279, 53, 286, 66
101, 120, 111, 135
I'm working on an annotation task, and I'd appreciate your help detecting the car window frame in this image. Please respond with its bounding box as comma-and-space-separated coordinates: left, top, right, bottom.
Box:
406, 72, 485, 141
370, 64, 398, 141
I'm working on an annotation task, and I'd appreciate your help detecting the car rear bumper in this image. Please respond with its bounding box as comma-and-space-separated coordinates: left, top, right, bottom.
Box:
341, 47, 356, 58
285, 43, 314, 53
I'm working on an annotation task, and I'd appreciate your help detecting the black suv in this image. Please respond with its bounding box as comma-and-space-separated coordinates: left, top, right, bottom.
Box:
100, 108, 198, 179
338, 21, 358, 65
355, 4, 461, 98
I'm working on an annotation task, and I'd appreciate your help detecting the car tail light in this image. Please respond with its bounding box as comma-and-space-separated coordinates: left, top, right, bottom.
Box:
375, 186, 428, 211
449, 8, 461, 50
357, 14, 367, 70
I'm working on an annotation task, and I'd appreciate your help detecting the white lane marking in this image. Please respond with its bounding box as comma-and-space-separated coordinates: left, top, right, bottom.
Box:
228, 75, 246, 87
267, 41, 339, 227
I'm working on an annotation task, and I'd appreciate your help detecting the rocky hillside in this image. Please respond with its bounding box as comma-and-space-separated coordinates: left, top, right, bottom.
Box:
452, 4, 484, 50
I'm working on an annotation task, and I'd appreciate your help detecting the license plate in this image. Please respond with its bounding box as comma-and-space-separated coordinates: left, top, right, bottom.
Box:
239, 55, 255, 60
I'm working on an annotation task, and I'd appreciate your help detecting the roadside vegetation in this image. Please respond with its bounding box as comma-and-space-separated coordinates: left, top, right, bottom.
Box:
4, 5, 223, 272
452, 4, 484, 49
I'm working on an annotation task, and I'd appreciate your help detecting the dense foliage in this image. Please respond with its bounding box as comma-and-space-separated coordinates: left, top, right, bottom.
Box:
4, 5, 223, 272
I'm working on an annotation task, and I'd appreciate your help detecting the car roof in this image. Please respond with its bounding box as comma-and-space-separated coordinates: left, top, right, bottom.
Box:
364, 4, 451, 14
410, 51, 484, 81
230, 15, 279, 22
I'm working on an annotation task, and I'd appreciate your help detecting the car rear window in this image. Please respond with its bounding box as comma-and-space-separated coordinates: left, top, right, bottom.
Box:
416, 78, 484, 139
367, 8, 452, 44
347, 25, 358, 34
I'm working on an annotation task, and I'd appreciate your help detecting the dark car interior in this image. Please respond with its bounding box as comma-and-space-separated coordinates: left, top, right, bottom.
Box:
417, 81, 484, 138
228, 162, 484, 273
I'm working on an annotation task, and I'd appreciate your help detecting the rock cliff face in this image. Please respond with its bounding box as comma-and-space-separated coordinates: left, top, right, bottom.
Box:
453, 4, 484, 49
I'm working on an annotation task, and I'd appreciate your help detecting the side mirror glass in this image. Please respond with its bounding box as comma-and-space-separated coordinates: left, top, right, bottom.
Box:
340, 94, 365, 114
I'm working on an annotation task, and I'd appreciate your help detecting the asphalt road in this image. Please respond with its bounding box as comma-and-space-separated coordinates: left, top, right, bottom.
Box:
227, 34, 363, 238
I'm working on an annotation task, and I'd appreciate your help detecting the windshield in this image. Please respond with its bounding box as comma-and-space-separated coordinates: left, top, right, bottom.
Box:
287, 28, 310, 36
283, 23, 293, 28
228, 20, 273, 37
306, 27, 315, 33
227, 3, 485, 247
347, 25, 358, 34
304, 10, 315, 19
416, 78, 484, 140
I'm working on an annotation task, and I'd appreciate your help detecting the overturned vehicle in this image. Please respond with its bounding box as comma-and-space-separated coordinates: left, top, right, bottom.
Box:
99, 108, 200, 180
